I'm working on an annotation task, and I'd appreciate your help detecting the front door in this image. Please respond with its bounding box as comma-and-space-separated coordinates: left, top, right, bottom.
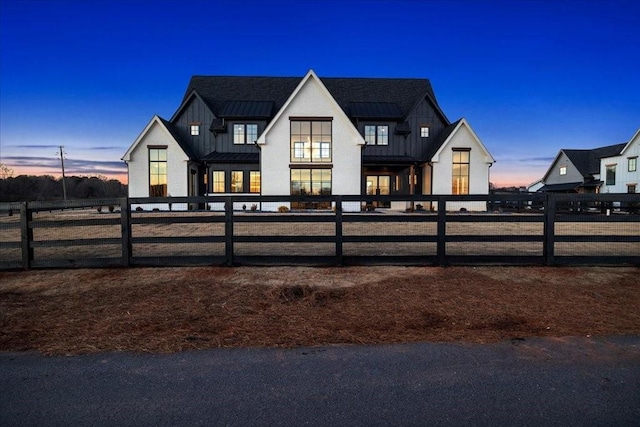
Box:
366, 175, 390, 208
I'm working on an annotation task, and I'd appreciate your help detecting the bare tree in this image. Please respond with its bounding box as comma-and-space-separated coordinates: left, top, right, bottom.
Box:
0, 163, 14, 179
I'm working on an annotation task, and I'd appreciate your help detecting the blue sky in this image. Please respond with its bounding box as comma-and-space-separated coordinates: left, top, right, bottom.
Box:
1, 0, 639, 187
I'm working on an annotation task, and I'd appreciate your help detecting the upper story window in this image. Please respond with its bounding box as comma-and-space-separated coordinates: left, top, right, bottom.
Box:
606, 164, 616, 186
559, 166, 567, 175
420, 126, 430, 138
364, 125, 388, 145
629, 157, 637, 172
190, 124, 200, 136
452, 149, 470, 195
290, 119, 332, 163
149, 147, 167, 197
233, 124, 258, 144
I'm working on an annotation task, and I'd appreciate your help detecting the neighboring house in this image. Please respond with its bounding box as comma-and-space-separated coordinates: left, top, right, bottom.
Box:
122, 70, 495, 211
537, 128, 639, 194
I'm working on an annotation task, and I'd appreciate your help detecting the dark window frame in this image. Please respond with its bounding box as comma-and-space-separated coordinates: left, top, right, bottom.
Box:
148, 146, 168, 197
364, 125, 389, 145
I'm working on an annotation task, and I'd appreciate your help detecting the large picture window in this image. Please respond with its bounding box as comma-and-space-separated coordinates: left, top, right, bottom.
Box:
149, 147, 167, 197
452, 149, 470, 195
290, 120, 332, 162
364, 125, 388, 145
291, 168, 332, 209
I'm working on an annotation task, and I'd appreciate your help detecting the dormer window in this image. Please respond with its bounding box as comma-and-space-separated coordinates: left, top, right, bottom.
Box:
420, 126, 430, 138
365, 125, 388, 145
190, 124, 200, 136
233, 124, 258, 144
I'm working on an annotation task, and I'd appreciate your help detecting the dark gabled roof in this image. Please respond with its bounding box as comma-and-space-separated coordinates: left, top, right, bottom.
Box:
347, 102, 403, 119
538, 182, 583, 192
183, 75, 444, 122
564, 143, 626, 177
201, 152, 259, 163
219, 100, 274, 118
157, 117, 196, 160
423, 119, 461, 161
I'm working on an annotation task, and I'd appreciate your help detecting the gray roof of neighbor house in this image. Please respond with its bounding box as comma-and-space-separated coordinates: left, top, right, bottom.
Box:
182, 75, 447, 122
563, 143, 627, 177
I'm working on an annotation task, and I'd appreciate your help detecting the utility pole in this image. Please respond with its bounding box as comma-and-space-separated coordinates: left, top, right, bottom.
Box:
58, 145, 67, 200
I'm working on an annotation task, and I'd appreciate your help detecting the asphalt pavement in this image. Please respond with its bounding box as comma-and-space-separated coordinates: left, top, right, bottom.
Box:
1, 336, 639, 426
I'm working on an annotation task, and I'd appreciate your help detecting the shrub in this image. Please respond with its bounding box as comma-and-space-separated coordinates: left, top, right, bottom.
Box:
278, 206, 290, 213
97, 206, 102, 213
251, 204, 258, 211
108, 205, 115, 213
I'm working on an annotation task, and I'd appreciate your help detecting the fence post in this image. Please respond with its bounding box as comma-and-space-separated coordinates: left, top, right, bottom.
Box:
20, 202, 33, 270
437, 196, 447, 266
120, 198, 131, 267
335, 196, 343, 265
543, 193, 556, 266
224, 197, 234, 266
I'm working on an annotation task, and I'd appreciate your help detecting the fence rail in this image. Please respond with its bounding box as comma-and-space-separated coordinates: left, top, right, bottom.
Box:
1, 193, 638, 270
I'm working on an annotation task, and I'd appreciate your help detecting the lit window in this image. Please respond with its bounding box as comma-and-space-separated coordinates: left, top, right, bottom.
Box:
149, 148, 168, 197
420, 126, 429, 138
629, 157, 637, 172
231, 171, 244, 192
233, 124, 258, 144
190, 124, 200, 136
290, 168, 332, 209
606, 165, 616, 186
250, 171, 261, 193
364, 125, 388, 145
290, 120, 331, 162
212, 171, 225, 193
452, 149, 470, 195
560, 166, 567, 175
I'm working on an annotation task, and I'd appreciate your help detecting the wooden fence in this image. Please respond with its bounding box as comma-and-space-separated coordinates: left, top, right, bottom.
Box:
1, 193, 638, 270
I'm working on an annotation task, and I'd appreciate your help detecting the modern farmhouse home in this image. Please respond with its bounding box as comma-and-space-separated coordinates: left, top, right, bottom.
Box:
536, 128, 639, 194
123, 70, 495, 211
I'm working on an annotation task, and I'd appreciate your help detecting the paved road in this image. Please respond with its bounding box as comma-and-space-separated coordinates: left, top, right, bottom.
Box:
1, 336, 639, 426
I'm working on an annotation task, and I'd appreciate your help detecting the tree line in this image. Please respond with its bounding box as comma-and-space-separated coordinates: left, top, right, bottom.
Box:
0, 175, 127, 202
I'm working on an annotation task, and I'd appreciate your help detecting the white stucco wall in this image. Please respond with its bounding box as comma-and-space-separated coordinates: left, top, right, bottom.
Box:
599, 132, 639, 194
430, 122, 493, 211
124, 119, 190, 210
258, 73, 364, 211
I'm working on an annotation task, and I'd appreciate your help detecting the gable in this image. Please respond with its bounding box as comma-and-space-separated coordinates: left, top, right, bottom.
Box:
542, 150, 584, 185
122, 115, 192, 162
430, 118, 494, 164
257, 70, 364, 146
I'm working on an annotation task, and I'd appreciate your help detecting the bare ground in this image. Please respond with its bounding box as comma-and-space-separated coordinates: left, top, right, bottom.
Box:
1, 266, 639, 356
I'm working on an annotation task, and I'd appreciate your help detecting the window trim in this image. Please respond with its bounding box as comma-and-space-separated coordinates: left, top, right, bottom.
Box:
148, 146, 168, 197
290, 119, 332, 163
559, 166, 567, 176
628, 157, 637, 172
605, 164, 617, 186
451, 148, 470, 195
231, 170, 244, 193
212, 170, 225, 193
420, 125, 430, 138
364, 125, 389, 145
190, 123, 200, 136
233, 123, 258, 144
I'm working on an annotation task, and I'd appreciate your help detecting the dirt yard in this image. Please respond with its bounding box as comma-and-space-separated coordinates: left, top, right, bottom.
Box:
1, 266, 639, 355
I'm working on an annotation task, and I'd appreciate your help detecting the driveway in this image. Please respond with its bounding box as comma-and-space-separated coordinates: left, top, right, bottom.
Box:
1, 336, 639, 426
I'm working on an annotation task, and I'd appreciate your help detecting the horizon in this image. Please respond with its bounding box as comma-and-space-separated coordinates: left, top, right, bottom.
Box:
1, 0, 639, 189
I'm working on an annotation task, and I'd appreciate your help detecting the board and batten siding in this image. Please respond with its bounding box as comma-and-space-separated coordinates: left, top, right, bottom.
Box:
173, 97, 215, 159
258, 72, 365, 211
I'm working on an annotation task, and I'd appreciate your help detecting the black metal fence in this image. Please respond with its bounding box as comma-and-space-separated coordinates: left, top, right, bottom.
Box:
1, 193, 638, 270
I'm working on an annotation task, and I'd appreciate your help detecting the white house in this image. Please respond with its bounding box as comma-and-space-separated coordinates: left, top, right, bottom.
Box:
123, 70, 495, 211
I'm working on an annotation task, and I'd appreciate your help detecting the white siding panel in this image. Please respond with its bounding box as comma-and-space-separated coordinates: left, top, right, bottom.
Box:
126, 120, 190, 210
